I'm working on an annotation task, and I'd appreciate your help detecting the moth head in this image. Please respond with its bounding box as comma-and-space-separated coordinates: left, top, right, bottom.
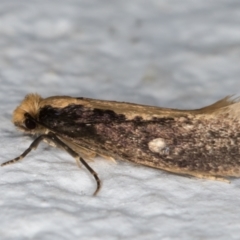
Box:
12, 93, 45, 134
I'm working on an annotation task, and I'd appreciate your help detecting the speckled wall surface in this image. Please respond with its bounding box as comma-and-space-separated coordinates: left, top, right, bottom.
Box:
1, 1, 240, 239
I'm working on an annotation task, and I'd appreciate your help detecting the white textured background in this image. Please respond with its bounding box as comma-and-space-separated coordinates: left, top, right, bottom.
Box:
1, 1, 240, 239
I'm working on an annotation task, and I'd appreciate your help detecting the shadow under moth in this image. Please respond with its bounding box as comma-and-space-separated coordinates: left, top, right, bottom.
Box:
2, 94, 240, 195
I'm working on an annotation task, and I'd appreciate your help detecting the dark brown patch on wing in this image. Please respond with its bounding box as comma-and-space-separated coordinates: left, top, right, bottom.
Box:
38, 104, 126, 141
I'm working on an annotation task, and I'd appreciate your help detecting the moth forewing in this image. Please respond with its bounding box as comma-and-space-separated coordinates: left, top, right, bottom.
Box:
2, 93, 240, 195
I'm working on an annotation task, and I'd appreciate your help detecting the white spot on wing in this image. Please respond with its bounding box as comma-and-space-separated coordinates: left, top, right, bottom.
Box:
148, 138, 167, 154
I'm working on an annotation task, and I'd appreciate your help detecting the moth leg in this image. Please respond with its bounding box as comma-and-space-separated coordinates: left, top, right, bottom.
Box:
1, 133, 101, 195
43, 133, 101, 196
1, 134, 52, 166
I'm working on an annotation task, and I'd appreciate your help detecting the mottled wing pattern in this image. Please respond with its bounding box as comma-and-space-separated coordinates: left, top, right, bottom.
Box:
38, 102, 240, 178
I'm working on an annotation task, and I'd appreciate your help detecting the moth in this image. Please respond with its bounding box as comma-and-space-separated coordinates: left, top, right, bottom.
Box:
2, 94, 240, 195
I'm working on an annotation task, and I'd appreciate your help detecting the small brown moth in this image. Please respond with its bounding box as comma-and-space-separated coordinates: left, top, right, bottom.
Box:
2, 94, 240, 194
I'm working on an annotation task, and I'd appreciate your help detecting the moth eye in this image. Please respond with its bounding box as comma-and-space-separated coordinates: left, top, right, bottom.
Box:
24, 118, 36, 130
